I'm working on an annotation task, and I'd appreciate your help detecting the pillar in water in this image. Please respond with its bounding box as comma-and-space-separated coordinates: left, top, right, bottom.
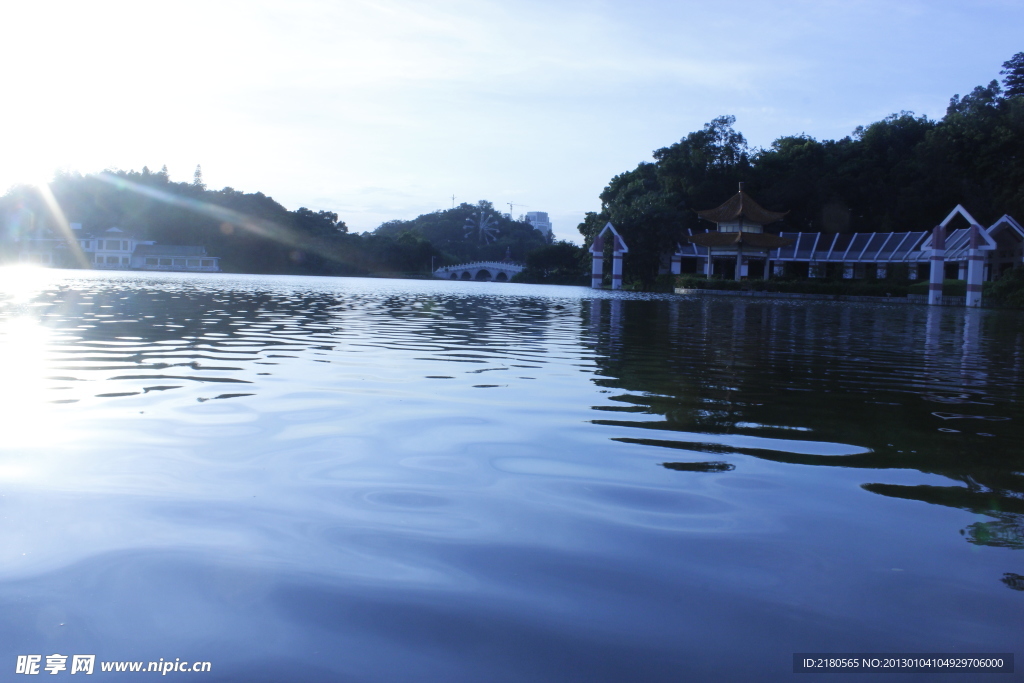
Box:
966, 225, 984, 307
928, 225, 946, 306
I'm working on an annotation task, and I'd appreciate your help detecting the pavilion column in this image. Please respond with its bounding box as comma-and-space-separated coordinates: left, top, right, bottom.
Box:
928, 225, 946, 306
764, 257, 771, 280
734, 248, 743, 281
966, 225, 984, 307
611, 249, 623, 290
958, 261, 967, 280
590, 236, 604, 289
705, 253, 714, 277
591, 253, 603, 288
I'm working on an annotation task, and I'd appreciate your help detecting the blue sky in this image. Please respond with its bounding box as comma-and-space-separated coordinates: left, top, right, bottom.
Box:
2, 0, 1021, 242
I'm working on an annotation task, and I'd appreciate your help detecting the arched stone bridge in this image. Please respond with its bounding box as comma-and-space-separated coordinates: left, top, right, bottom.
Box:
434, 261, 524, 282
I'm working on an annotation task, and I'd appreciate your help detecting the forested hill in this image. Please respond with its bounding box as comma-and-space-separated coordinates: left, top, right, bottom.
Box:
1, 168, 553, 275
374, 201, 549, 263
581, 51, 1024, 286
0, 169, 537, 276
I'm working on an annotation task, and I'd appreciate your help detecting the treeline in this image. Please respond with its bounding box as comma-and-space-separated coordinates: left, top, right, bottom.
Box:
581, 52, 1024, 287
373, 201, 549, 263
1, 169, 547, 276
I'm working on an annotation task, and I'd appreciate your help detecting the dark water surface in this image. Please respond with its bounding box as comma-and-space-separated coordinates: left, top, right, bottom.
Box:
1, 269, 1021, 681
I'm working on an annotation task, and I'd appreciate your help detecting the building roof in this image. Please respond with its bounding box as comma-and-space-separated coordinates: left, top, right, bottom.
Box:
696, 183, 788, 226
687, 231, 793, 249
133, 244, 209, 257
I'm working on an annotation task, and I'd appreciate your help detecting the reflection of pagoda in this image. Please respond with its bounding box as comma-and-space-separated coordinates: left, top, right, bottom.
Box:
687, 183, 792, 279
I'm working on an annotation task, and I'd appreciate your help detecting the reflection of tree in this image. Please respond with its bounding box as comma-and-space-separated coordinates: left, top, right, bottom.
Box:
583, 297, 1024, 572
861, 483, 1024, 551
662, 461, 734, 472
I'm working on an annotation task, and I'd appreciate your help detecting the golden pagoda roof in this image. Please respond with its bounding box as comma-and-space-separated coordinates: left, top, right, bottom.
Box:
697, 183, 788, 225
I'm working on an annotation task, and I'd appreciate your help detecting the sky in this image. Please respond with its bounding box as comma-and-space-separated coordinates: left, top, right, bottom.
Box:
2, 0, 1022, 242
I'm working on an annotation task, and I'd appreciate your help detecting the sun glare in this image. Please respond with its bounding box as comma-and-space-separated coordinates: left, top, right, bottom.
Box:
0, 264, 52, 305
0, 269, 76, 456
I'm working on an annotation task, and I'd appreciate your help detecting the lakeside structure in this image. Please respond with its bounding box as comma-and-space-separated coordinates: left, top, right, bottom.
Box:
434, 260, 524, 282
671, 185, 1024, 307
589, 223, 629, 290
13, 224, 221, 272
682, 183, 794, 280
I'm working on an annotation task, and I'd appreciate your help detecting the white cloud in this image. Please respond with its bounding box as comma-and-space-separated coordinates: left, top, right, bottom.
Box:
1, 0, 1021, 242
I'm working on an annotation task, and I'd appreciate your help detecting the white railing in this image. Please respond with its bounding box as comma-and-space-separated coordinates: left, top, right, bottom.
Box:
436, 261, 524, 272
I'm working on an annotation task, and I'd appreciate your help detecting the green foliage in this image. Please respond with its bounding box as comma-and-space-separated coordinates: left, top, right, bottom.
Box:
585, 52, 1024, 285
908, 279, 967, 297
514, 241, 587, 284
985, 268, 1024, 307
676, 275, 911, 298
374, 200, 548, 264
1001, 52, 1024, 97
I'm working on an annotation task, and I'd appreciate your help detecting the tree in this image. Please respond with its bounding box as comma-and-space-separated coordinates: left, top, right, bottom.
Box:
1001, 51, 1024, 97
192, 164, 206, 190
515, 241, 587, 284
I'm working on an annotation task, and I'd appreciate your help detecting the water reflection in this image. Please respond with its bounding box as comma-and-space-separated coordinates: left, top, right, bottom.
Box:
1, 270, 1022, 679
584, 296, 1024, 561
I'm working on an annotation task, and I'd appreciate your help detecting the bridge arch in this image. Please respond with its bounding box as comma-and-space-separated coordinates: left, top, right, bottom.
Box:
474, 269, 491, 281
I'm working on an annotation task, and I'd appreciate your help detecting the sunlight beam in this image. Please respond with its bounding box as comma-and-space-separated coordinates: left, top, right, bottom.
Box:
35, 183, 92, 269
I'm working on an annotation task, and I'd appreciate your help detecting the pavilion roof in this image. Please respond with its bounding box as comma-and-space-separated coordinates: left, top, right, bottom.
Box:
686, 232, 793, 249
696, 184, 788, 226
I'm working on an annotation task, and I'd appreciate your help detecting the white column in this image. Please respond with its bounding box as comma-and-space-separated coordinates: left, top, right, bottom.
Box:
591, 237, 604, 288
705, 254, 714, 277
734, 254, 743, 280
957, 262, 967, 280
764, 258, 771, 280
966, 225, 984, 307
928, 225, 946, 306
611, 250, 623, 290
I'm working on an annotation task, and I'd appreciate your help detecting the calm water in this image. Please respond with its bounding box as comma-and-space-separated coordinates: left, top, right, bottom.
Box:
0, 269, 1021, 682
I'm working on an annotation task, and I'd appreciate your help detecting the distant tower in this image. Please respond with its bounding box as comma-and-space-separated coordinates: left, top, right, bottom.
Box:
525, 211, 553, 239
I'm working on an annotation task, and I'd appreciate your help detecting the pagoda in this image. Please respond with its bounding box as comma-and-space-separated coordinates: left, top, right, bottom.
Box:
687, 183, 792, 279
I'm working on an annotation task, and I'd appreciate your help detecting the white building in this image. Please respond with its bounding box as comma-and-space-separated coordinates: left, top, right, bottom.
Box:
15, 224, 220, 272
525, 211, 553, 239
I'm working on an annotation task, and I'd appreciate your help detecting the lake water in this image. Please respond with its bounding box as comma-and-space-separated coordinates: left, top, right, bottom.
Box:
0, 269, 1021, 681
